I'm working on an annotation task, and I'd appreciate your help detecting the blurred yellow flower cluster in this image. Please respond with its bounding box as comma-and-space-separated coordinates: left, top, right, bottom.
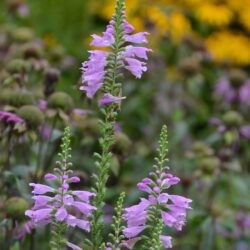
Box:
91, 0, 250, 65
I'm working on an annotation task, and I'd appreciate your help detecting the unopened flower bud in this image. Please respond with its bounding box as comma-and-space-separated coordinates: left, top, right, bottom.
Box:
229, 69, 247, 87
222, 111, 243, 127
200, 157, 220, 174
43, 68, 60, 97
7, 59, 30, 74
22, 43, 43, 59
5, 197, 29, 220
178, 57, 201, 76
11, 27, 33, 43
114, 132, 132, 153
18, 105, 44, 128
48, 92, 74, 113
192, 141, 214, 157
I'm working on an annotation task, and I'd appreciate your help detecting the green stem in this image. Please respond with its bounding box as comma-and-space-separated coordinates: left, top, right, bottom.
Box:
91, 1, 125, 248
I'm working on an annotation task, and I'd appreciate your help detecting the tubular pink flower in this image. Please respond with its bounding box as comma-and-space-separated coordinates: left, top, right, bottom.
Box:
124, 58, 147, 78
67, 215, 90, 232
32, 195, 53, 210
123, 226, 146, 238
44, 173, 58, 181
13, 221, 34, 240
29, 183, 55, 194
123, 45, 152, 60
72, 191, 96, 203
25, 208, 53, 225
66, 241, 83, 250
168, 195, 192, 209
55, 206, 68, 221
98, 93, 126, 107
72, 201, 96, 217
122, 237, 141, 249
68, 176, 80, 183
160, 235, 172, 248
124, 32, 149, 43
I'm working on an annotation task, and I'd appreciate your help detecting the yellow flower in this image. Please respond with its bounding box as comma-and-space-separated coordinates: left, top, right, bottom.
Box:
148, 6, 191, 42
43, 34, 57, 47
195, 3, 233, 27
239, 7, 250, 31
226, 0, 250, 12
206, 31, 250, 65
148, 6, 169, 34
168, 11, 191, 42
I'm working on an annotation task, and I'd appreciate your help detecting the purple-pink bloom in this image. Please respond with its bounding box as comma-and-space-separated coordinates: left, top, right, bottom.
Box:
122, 237, 141, 249
25, 208, 53, 225
239, 80, 250, 106
66, 215, 90, 232
123, 226, 146, 238
32, 195, 53, 210
123, 46, 152, 60
0, 111, 24, 124
72, 201, 96, 217
124, 32, 149, 43
55, 206, 68, 221
98, 93, 126, 106
38, 99, 48, 111
44, 173, 57, 181
160, 235, 172, 248
29, 183, 54, 194
124, 58, 147, 78
240, 126, 250, 139
72, 191, 96, 203
13, 221, 34, 240
214, 77, 235, 104
69, 176, 81, 183
66, 241, 83, 250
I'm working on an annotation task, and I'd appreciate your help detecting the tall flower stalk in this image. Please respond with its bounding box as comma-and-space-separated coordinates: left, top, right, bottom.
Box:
25, 127, 96, 250
123, 126, 192, 249
80, 0, 151, 247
